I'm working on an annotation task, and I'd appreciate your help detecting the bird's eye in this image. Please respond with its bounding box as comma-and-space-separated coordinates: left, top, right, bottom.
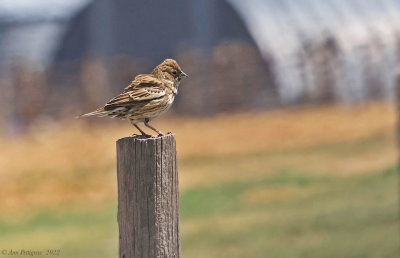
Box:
172, 71, 177, 75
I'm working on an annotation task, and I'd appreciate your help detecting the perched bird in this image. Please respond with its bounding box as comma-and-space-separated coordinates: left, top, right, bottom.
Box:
78, 58, 188, 137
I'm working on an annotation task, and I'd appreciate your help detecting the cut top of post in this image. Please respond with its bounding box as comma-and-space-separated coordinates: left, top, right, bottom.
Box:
117, 133, 175, 143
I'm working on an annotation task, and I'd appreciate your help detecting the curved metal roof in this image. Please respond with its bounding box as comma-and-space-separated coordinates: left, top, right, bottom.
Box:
0, 0, 91, 23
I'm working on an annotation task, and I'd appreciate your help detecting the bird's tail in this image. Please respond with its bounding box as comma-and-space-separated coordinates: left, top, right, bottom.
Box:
76, 107, 108, 118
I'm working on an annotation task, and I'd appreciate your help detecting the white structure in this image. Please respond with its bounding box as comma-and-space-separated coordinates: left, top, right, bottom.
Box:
230, 0, 400, 102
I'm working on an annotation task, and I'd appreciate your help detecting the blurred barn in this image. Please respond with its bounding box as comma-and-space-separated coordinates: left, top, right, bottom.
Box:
0, 0, 400, 130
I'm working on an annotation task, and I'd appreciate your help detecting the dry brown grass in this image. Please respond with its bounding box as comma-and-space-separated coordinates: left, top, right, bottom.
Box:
0, 102, 396, 213
168, 102, 396, 155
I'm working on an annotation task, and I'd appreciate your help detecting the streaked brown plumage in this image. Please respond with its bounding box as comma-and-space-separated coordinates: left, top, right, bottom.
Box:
78, 59, 188, 137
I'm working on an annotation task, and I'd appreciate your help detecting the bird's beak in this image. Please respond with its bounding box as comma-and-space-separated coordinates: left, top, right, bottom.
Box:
181, 71, 189, 78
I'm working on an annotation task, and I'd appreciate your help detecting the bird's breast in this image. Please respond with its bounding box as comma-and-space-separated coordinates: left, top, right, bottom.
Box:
167, 94, 175, 105
164, 79, 178, 95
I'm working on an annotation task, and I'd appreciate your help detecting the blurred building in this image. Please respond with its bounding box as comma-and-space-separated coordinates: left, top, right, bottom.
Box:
0, 0, 260, 67
0, 0, 90, 72
0, 0, 91, 132
232, 0, 400, 102
0, 0, 400, 126
55, 0, 256, 64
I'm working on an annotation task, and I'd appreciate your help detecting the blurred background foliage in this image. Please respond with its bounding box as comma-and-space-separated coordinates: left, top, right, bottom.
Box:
0, 0, 399, 257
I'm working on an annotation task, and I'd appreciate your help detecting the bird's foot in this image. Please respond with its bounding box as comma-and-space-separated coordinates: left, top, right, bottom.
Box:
153, 130, 164, 137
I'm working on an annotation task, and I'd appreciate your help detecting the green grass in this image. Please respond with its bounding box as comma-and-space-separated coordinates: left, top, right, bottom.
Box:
0, 134, 398, 258
0, 167, 397, 258
0, 206, 118, 258
180, 166, 399, 258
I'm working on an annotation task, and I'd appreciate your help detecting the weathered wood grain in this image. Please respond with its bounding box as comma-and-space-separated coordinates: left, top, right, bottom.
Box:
117, 134, 180, 258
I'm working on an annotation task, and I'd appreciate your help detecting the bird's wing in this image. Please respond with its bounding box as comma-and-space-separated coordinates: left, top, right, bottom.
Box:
123, 74, 162, 92
104, 75, 166, 111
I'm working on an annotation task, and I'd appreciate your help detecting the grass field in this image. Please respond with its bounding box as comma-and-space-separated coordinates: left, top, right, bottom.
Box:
0, 102, 398, 257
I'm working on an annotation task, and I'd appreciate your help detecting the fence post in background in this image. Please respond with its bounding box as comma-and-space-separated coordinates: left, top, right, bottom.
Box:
117, 134, 180, 258
397, 73, 400, 161
396, 72, 400, 248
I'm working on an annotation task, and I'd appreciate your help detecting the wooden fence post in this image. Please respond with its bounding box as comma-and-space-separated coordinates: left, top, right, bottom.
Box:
397, 73, 400, 148
117, 134, 180, 258
397, 73, 400, 163
396, 72, 400, 250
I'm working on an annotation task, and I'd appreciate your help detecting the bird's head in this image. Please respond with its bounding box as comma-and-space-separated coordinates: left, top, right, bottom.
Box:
153, 58, 188, 83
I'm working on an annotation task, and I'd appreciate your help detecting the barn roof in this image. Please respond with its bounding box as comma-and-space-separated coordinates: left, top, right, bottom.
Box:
0, 0, 91, 23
